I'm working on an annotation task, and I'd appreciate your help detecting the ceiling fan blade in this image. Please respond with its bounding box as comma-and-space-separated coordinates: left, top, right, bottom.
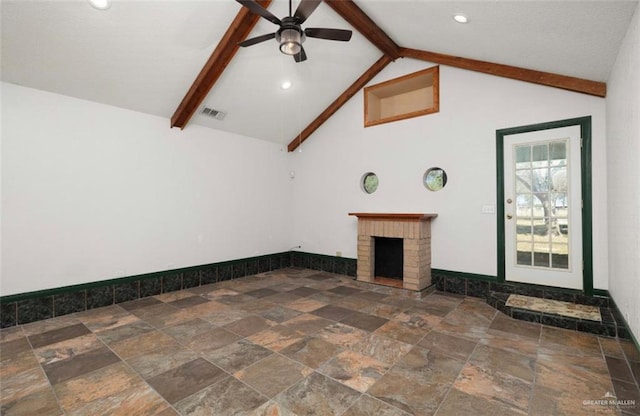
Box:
238, 32, 276, 47
304, 28, 352, 42
293, 46, 307, 63
293, 0, 321, 24
236, 0, 282, 26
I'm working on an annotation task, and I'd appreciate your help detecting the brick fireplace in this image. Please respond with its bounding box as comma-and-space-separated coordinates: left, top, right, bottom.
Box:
348, 213, 437, 291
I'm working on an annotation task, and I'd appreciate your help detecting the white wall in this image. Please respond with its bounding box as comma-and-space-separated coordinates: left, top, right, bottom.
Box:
606, 3, 640, 342
1, 83, 293, 296
290, 59, 609, 290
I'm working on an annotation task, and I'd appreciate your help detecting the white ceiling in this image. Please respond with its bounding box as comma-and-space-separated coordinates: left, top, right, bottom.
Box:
2, 0, 638, 147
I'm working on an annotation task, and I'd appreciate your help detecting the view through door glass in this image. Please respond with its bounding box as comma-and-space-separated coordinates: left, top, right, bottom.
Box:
515, 139, 570, 270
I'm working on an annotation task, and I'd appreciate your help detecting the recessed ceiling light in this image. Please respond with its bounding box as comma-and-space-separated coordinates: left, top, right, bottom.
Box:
88, 0, 111, 10
453, 14, 468, 23
281, 80, 292, 90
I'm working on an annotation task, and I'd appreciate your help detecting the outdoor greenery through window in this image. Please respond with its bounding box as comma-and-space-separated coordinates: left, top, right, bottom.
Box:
515, 139, 570, 269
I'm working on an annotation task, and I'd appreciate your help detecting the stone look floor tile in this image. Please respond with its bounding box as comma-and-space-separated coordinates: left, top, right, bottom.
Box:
184, 327, 241, 352
147, 358, 226, 404
21, 315, 81, 337
374, 319, 430, 344
175, 376, 269, 415
0, 326, 25, 343
119, 297, 163, 311
332, 296, 378, 312
168, 295, 211, 309
54, 362, 169, 415
42, 345, 121, 385
1, 366, 50, 406
162, 318, 215, 341
418, 330, 478, 361
275, 372, 361, 416
351, 333, 413, 366
183, 299, 229, 317
109, 330, 177, 360
125, 340, 199, 380
480, 329, 540, 358
489, 312, 541, 340
1, 337, 40, 378
540, 325, 602, 356
245, 288, 280, 299
34, 333, 103, 366
393, 309, 443, 329
316, 323, 370, 350
201, 339, 273, 373
284, 297, 327, 313
393, 345, 466, 385
279, 336, 342, 369
342, 394, 411, 416
437, 387, 527, 416
260, 306, 302, 324
234, 353, 313, 397
534, 354, 615, 409
27, 323, 91, 349
367, 367, 452, 415
599, 336, 626, 358
287, 287, 320, 297
318, 349, 389, 392
281, 313, 332, 336
200, 308, 251, 326
453, 362, 532, 413
340, 311, 389, 332
95, 319, 155, 345
468, 344, 536, 383
0, 384, 62, 416
247, 325, 306, 352
76, 306, 137, 333
311, 305, 356, 321
223, 315, 276, 337
1, 269, 638, 416
328, 286, 363, 296
361, 302, 404, 319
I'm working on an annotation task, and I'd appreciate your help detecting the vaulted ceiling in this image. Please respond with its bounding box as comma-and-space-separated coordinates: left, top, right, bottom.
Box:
2, 0, 637, 151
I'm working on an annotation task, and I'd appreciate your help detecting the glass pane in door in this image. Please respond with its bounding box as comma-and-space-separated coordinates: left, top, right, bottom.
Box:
513, 139, 570, 270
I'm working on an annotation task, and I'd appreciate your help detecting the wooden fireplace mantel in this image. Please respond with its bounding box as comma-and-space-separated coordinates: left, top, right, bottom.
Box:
348, 213, 437, 221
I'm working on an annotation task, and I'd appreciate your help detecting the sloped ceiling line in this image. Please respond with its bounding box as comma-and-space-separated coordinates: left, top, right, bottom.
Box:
324, 0, 400, 59
400, 48, 606, 98
287, 54, 393, 152
170, 0, 272, 129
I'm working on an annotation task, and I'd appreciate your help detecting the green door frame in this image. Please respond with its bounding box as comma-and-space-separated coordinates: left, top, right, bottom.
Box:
496, 116, 593, 295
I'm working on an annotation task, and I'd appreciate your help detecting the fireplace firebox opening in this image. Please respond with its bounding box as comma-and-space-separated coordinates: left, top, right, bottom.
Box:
374, 237, 403, 279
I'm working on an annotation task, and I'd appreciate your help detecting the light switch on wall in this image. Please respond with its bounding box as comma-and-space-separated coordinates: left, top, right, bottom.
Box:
481, 205, 496, 214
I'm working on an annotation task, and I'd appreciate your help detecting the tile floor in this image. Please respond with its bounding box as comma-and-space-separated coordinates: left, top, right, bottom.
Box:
1, 268, 639, 415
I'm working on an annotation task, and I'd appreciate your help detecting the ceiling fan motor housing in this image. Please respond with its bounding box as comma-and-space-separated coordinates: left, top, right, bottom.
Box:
276, 17, 306, 55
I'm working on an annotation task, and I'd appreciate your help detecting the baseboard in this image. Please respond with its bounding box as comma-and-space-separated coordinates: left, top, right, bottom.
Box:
0, 251, 293, 327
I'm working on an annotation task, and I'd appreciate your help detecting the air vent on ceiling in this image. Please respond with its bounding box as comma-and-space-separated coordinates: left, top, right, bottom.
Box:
201, 107, 226, 120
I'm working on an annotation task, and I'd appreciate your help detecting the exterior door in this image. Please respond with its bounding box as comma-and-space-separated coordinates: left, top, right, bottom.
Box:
498, 119, 591, 291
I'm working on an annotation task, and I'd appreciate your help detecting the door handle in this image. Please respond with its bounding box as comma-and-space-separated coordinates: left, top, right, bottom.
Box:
506, 214, 513, 219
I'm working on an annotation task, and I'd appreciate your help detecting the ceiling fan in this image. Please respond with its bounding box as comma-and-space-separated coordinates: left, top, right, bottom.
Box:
236, 0, 353, 62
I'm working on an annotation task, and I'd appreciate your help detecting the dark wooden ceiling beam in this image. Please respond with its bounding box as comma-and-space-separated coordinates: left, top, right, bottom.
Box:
324, 0, 400, 60
288, 55, 393, 152
170, 0, 272, 129
400, 47, 606, 97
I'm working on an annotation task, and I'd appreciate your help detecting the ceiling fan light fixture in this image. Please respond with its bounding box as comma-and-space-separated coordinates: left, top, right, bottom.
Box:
278, 28, 303, 56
